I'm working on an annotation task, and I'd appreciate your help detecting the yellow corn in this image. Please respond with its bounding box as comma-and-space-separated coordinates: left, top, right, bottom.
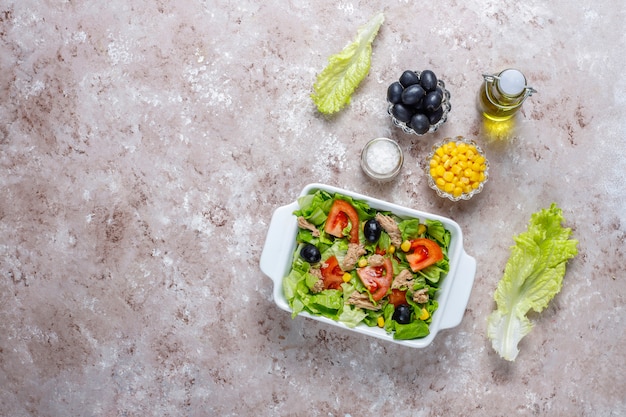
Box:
357, 258, 368, 268
428, 139, 488, 197
400, 240, 411, 252
377, 316, 385, 327
388, 245, 395, 254
342, 272, 351, 282
419, 308, 430, 320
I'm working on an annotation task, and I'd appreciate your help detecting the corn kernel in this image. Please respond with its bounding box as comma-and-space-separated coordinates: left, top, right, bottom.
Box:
358, 258, 368, 268
444, 182, 455, 193
453, 187, 463, 197
377, 316, 385, 327
442, 171, 454, 182
436, 177, 446, 187
388, 245, 395, 254
436, 165, 445, 177
401, 240, 412, 252
419, 308, 430, 320
342, 272, 351, 282
475, 155, 486, 165
429, 159, 438, 168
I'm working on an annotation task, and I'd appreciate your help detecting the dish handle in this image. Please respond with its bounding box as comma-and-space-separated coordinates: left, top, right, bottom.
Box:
260, 201, 299, 287
439, 250, 476, 330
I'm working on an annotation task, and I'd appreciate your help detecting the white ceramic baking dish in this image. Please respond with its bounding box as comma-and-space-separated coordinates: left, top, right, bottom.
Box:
260, 183, 476, 348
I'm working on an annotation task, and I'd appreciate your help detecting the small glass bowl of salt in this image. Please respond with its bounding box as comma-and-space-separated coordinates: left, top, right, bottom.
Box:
360, 138, 404, 182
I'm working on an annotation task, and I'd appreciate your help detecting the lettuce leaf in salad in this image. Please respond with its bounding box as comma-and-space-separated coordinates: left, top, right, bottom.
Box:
425, 219, 451, 248
283, 190, 453, 340
487, 204, 578, 361
311, 12, 384, 115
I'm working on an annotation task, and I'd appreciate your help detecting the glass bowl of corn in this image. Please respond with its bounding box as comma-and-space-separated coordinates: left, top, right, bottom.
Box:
426, 136, 489, 201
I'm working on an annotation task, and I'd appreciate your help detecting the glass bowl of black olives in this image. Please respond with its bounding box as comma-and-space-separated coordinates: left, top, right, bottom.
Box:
387, 69, 451, 136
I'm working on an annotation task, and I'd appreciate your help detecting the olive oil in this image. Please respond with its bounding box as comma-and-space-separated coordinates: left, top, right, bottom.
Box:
478, 69, 535, 121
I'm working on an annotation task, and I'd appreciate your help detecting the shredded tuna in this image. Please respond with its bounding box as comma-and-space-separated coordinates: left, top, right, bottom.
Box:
413, 288, 429, 304
375, 213, 402, 247
297, 216, 320, 237
392, 269, 413, 290
367, 254, 385, 267
342, 243, 366, 271
309, 267, 324, 293
347, 291, 381, 311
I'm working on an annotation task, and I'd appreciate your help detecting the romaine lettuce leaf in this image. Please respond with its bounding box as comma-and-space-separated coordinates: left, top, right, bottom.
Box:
311, 12, 384, 115
487, 204, 578, 361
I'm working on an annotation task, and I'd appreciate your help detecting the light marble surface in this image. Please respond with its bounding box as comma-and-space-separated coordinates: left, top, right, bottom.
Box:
1, 1, 625, 416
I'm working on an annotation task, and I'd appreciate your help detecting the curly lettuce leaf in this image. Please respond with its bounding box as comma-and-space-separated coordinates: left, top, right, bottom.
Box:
311, 12, 384, 115
487, 204, 578, 361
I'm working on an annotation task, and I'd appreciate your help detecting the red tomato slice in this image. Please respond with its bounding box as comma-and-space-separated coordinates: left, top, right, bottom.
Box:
388, 289, 408, 307
405, 238, 444, 272
356, 257, 393, 301
320, 255, 345, 290
324, 200, 360, 244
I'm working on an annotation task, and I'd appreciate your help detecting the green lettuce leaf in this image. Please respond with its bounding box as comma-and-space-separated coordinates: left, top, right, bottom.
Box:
311, 12, 384, 115
487, 204, 578, 361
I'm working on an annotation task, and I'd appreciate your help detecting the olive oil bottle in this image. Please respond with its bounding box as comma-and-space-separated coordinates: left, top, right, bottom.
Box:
478, 69, 536, 121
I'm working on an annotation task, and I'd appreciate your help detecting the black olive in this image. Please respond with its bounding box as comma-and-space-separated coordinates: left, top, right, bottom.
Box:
427, 106, 444, 125
392, 304, 412, 324
419, 69, 438, 92
399, 70, 420, 87
387, 81, 404, 104
300, 244, 321, 263
423, 90, 443, 112
409, 113, 430, 134
391, 103, 414, 123
363, 219, 382, 243
401, 84, 425, 105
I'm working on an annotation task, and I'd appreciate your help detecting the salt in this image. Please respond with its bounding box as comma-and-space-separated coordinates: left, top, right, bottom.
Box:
360, 138, 403, 182
366, 140, 400, 174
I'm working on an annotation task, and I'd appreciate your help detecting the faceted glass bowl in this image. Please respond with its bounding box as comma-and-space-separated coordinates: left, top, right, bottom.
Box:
387, 71, 451, 136
425, 136, 489, 201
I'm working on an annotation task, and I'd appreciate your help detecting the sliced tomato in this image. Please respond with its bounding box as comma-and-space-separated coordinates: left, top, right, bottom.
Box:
320, 255, 345, 290
324, 200, 360, 244
388, 289, 408, 307
405, 238, 444, 272
356, 257, 393, 301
